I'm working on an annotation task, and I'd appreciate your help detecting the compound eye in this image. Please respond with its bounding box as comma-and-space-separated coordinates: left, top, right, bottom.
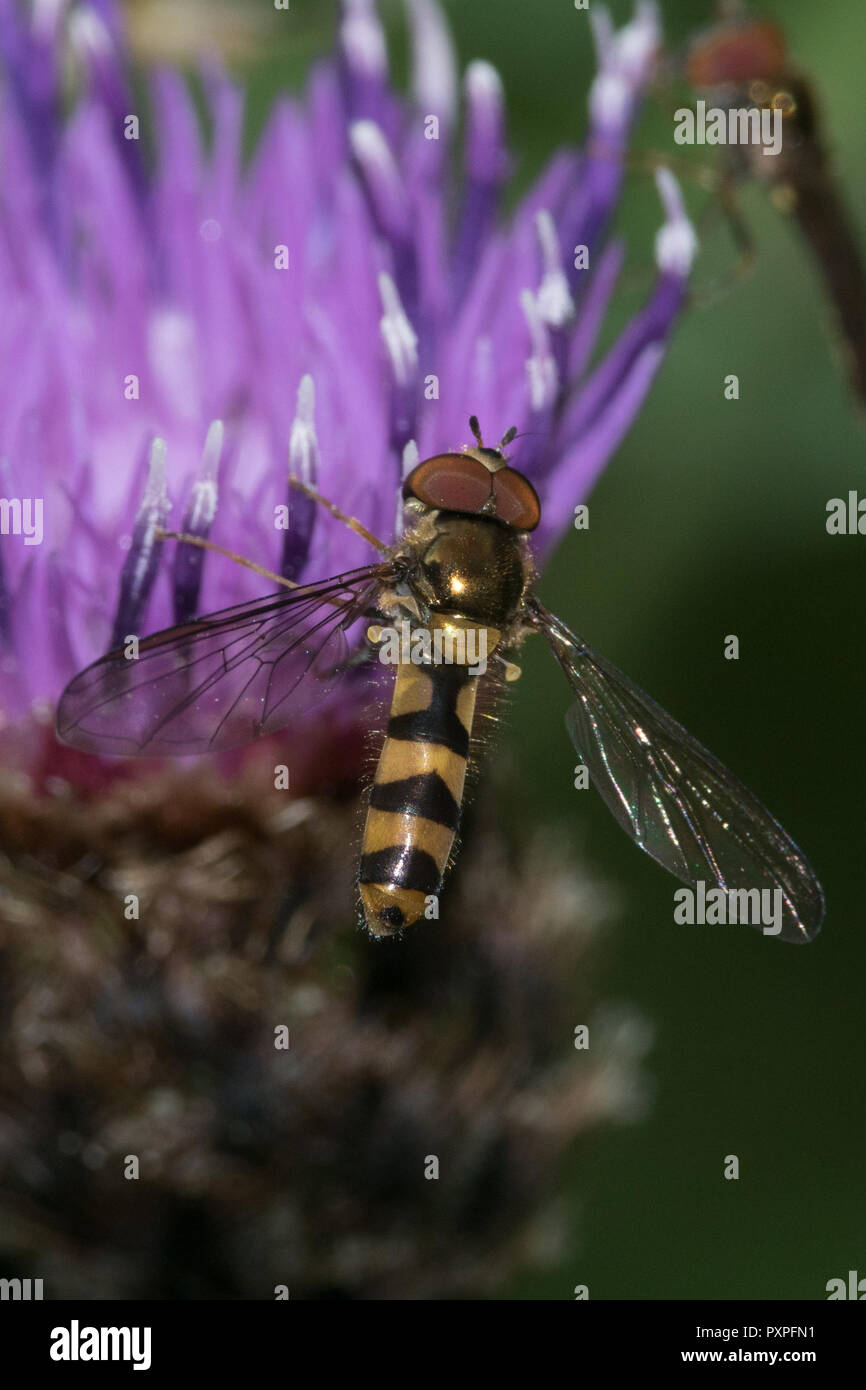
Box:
686, 20, 786, 87
403, 454, 492, 514
492, 468, 541, 531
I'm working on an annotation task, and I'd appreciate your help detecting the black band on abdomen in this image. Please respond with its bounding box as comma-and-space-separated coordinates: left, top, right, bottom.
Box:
386, 664, 472, 757
358, 845, 442, 893
369, 772, 460, 828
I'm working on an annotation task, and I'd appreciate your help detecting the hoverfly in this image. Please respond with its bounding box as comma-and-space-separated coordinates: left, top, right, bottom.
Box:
56, 418, 824, 942
683, 2, 866, 406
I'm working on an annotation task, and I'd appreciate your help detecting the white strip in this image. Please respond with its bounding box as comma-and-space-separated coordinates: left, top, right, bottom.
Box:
289, 374, 319, 485
349, 120, 405, 223
395, 438, 419, 537
535, 210, 575, 327
340, 0, 387, 78
187, 420, 222, 532
521, 288, 557, 410
464, 59, 504, 117
406, 0, 457, 124
653, 168, 698, 277
379, 273, 418, 387
67, 6, 113, 58
131, 437, 170, 598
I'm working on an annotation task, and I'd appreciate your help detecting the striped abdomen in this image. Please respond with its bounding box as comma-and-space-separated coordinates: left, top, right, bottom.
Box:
359, 625, 499, 935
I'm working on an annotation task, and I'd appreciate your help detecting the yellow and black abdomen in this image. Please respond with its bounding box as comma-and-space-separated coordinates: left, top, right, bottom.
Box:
359, 622, 499, 936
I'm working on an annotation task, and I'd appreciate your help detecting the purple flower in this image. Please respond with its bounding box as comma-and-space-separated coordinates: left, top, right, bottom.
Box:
0, 4, 669, 1292
0, 0, 694, 740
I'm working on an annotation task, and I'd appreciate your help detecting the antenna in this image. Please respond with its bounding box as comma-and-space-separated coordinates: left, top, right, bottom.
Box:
498, 425, 518, 451
468, 415, 484, 448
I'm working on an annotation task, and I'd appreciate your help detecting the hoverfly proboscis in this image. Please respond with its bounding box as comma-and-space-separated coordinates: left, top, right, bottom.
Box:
55, 418, 825, 942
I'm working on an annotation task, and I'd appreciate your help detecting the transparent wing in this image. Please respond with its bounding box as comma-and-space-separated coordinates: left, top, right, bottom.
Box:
532, 600, 824, 943
56, 564, 393, 756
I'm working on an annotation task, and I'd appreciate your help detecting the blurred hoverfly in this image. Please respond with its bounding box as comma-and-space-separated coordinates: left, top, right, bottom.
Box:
684, 1, 866, 407
56, 419, 824, 942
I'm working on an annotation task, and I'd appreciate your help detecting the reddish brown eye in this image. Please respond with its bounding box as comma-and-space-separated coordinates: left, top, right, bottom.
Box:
686, 20, 787, 87
492, 468, 541, 531
403, 454, 493, 513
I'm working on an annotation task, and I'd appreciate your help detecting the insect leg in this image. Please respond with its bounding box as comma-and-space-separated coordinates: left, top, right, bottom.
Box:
597, 145, 757, 305
689, 174, 757, 308
289, 477, 389, 555
155, 529, 300, 590
155, 529, 378, 618
498, 658, 522, 682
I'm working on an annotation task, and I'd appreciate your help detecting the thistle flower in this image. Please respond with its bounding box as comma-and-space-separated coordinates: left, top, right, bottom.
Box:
0, 0, 694, 746
0, 0, 681, 1298
0, 764, 650, 1299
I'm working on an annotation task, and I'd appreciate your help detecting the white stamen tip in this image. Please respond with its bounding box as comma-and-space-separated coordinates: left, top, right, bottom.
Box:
407, 0, 457, 123
588, 4, 614, 65
68, 7, 113, 57
148, 310, 199, 424
654, 168, 698, 277
349, 121, 407, 233
133, 439, 170, 593
589, 72, 630, 130
289, 374, 319, 485
296, 373, 315, 425
340, 0, 387, 78
465, 59, 504, 108
617, 2, 660, 82
145, 438, 168, 506
535, 210, 575, 328
349, 121, 404, 207
185, 421, 222, 530
401, 438, 420, 480
202, 420, 224, 479
379, 272, 418, 387
33, 0, 67, 39
395, 438, 419, 537
349, 119, 389, 167
590, 1, 660, 130
521, 288, 558, 411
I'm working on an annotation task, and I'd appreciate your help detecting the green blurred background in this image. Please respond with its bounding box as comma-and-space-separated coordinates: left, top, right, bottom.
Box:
147, 0, 866, 1298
